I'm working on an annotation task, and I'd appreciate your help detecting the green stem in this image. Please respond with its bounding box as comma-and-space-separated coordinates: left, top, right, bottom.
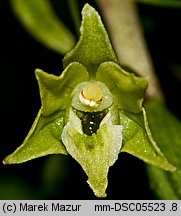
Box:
96, 0, 163, 101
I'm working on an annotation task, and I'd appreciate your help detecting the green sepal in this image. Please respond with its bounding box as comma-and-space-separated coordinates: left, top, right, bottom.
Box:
3, 109, 67, 164
36, 62, 89, 116
63, 3, 118, 78
61, 108, 123, 197
120, 108, 176, 171
96, 62, 148, 113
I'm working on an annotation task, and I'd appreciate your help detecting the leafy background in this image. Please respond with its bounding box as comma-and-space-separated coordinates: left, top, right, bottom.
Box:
0, 0, 181, 199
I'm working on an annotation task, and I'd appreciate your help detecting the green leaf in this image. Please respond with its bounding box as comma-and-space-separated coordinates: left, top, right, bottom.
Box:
96, 62, 148, 113
11, 0, 75, 54
63, 3, 118, 78
137, 0, 181, 8
147, 166, 181, 199
145, 101, 181, 199
120, 108, 176, 171
61, 108, 123, 197
3, 109, 67, 164
35, 62, 89, 116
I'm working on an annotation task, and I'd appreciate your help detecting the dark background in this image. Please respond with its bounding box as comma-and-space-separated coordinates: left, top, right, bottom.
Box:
0, 0, 181, 199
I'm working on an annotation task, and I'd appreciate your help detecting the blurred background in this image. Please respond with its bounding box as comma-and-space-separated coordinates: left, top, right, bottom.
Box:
0, 0, 181, 199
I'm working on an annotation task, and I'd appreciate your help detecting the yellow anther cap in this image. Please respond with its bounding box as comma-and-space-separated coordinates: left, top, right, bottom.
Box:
79, 82, 103, 107
82, 82, 103, 102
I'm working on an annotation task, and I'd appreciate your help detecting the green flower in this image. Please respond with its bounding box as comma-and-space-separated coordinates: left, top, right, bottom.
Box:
3, 4, 175, 198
